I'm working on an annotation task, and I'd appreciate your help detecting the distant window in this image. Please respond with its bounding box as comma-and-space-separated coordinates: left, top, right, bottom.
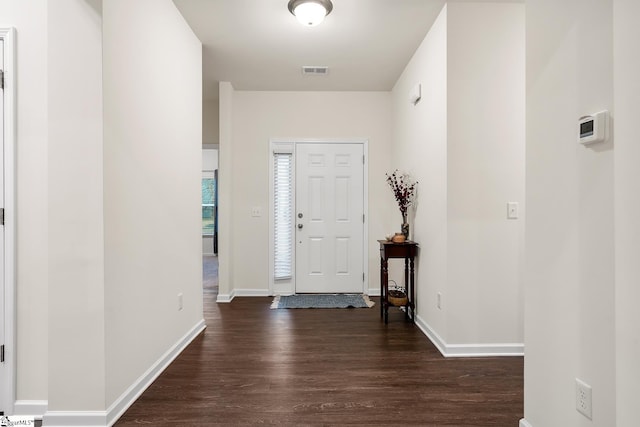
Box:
202, 172, 216, 236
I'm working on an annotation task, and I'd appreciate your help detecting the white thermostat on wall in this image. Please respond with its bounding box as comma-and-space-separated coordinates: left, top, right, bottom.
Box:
579, 110, 609, 145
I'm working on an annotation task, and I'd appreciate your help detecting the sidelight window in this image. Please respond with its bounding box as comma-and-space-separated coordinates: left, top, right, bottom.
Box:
273, 152, 293, 280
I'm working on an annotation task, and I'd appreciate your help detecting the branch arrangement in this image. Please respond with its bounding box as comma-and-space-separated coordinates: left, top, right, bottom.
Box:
386, 170, 417, 216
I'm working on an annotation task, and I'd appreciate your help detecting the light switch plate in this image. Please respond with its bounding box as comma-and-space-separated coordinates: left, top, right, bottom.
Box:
507, 202, 519, 219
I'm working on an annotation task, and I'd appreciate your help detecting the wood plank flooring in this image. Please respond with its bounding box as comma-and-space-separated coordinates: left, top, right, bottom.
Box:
115, 259, 523, 426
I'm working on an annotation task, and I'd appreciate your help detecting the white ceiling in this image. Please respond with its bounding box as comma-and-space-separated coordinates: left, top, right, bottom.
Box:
173, 0, 449, 101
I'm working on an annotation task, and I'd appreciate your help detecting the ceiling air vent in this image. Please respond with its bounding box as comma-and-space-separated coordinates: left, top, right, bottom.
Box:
302, 66, 329, 76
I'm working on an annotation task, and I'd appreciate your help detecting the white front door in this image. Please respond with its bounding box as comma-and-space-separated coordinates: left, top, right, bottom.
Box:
295, 143, 364, 293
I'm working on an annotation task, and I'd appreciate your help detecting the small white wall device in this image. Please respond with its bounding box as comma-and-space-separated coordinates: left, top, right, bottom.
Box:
409, 83, 421, 105
579, 110, 609, 145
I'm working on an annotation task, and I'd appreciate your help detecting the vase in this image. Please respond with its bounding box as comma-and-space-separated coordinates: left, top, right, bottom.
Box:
401, 213, 409, 240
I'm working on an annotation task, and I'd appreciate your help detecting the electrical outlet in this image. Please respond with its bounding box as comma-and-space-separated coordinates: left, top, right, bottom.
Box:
178, 293, 183, 311
251, 206, 262, 217
576, 378, 592, 419
437, 292, 442, 310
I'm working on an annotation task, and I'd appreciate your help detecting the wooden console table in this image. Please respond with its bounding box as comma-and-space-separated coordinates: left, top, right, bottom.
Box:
378, 240, 418, 324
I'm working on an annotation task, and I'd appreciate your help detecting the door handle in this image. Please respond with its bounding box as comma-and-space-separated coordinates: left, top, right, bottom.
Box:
298, 224, 303, 229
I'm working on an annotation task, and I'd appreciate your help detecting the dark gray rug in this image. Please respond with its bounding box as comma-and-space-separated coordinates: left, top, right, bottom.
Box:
271, 294, 375, 309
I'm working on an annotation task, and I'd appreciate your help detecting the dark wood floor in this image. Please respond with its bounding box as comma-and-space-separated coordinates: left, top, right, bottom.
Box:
115, 257, 523, 426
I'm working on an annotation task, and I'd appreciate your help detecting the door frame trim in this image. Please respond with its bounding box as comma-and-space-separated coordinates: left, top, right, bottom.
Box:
0, 27, 17, 415
269, 138, 369, 296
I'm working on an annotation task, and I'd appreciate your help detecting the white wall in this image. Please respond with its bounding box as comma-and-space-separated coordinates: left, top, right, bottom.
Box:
103, 0, 203, 408
217, 82, 234, 299
446, 2, 524, 346
202, 149, 218, 171
524, 0, 616, 425
391, 5, 448, 338
0, 0, 204, 416
47, 0, 106, 411
614, 1, 640, 425
391, 3, 524, 352
224, 91, 392, 297
0, 0, 49, 405
203, 99, 219, 145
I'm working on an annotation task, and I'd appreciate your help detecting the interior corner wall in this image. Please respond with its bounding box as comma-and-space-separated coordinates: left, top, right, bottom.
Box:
102, 0, 203, 408
0, 0, 49, 405
391, 5, 448, 340
47, 0, 106, 411
217, 82, 234, 300
613, 0, 640, 425
229, 91, 392, 296
524, 0, 616, 426
391, 2, 524, 350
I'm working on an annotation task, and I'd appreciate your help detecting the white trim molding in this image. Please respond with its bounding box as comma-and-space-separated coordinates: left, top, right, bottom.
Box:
216, 289, 271, 303
216, 289, 235, 303
367, 287, 380, 297
0, 26, 17, 417
105, 319, 206, 425
13, 400, 48, 419
415, 314, 524, 358
233, 289, 270, 298
42, 319, 206, 427
519, 418, 533, 427
268, 138, 369, 297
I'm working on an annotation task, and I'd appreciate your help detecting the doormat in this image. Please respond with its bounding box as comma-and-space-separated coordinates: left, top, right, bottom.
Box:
271, 294, 375, 309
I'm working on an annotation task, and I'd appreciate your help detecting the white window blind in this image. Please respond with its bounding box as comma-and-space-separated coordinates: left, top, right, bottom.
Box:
274, 153, 293, 280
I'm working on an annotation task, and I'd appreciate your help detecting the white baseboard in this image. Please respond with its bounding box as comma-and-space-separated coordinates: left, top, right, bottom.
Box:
216, 289, 235, 303
233, 289, 270, 297
13, 400, 48, 419
367, 288, 380, 296
415, 314, 524, 358
42, 319, 206, 427
520, 418, 533, 427
217, 289, 271, 302
105, 319, 206, 425
414, 314, 448, 355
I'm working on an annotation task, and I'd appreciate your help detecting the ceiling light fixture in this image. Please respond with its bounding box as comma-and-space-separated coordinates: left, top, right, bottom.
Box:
288, 0, 333, 27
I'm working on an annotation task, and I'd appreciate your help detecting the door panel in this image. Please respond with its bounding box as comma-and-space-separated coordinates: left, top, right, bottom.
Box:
295, 143, 364, 293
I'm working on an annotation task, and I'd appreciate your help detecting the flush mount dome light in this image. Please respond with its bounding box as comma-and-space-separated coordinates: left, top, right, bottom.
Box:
288, 0, 333, 27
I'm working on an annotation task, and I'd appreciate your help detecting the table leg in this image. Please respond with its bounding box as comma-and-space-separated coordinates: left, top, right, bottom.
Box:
381, 257, 389, 322
404, 258, 409, 321
410, 257, 416, 323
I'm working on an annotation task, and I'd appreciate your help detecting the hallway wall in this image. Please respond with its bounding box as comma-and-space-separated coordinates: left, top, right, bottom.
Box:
524, 0, 616, 425
103, 0, 204, 409
47, 0, 106, 411
2, 0, 204, 419
391, 3, 525, 353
